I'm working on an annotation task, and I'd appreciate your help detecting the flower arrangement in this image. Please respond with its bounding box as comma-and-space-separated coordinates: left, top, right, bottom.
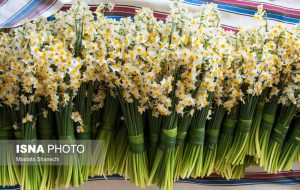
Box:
0, 1, 300, 190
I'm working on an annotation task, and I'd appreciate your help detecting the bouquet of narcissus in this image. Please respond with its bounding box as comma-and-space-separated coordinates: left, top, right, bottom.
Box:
214, 33, 243, 179
173, 4, 224, 181
261, 25, 300, 173
148, 3, 221, 189
246, 21, 288, 163
0, 22, 44, 190
0, 32, 20, 187
264, 44, 300, 173
202, 30, 241, 177
31, 4, 86, 187
179, 5, 223, 179
253, 22, 292, 168
225, 8, 276, 166
90, 4, 118, 177
148, 9, 191, 190
100, 8, 156, 187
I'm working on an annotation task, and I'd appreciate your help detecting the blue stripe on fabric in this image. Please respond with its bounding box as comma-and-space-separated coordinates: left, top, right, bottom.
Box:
0, 186, 19, 190
184, 0, 300, 24
267, 12, 300, 24
106, 16, 124, 21
184, 0, 208, 6
46, 15, 55, 21
1, 0, 42, 27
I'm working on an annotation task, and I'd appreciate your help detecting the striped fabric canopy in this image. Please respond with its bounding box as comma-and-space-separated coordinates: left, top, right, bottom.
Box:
0, 1, 300, 189
0, 0, 299, 31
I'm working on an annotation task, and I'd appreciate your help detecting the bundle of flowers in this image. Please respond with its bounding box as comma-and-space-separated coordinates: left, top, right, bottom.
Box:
0, 1, 300, 190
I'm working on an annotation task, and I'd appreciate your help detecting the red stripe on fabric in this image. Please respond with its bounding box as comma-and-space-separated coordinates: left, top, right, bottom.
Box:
202, 171, 300, 179
153, 12, 167, 19
222, 26, 239, 32
27, 0, 56, 20
0, 0, 8, 7
112, 6, 137, 13
244, 171, 300, 179
215, 0, 300, 16
243, 0, 300, 11
60, 5, 71, 11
